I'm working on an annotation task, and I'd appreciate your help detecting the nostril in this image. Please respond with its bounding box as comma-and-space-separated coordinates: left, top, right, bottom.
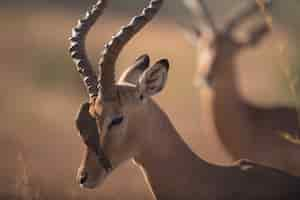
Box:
79, 173, 88, 185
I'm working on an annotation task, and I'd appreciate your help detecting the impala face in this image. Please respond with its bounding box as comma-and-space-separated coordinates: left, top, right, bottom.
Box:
183, 0, 272, 87
68, 0, 165, 189
77, 58, 169, 189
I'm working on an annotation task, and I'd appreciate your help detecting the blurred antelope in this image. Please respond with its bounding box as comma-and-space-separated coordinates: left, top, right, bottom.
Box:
183, 0, 300, 175
69, 0, 300, 199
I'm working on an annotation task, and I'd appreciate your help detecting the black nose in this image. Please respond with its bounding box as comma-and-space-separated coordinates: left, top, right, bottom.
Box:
79, 173, 88, 185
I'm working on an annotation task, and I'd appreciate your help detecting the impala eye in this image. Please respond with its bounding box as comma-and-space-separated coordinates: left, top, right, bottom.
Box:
108, 116, 124, 130
140, 94, 144, 101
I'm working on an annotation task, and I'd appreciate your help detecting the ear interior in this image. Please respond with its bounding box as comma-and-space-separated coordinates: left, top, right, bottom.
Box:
138, 59, 170, 97
118, 54, 150, 84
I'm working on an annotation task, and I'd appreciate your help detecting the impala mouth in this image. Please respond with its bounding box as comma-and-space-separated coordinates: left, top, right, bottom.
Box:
79, 172, 108, 189
80, 179, 99, 189
80, 181, 97, 189
79, 173, 88, 185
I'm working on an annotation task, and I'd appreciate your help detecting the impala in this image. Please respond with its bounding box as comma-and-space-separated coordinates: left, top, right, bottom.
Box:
182, 0, 300, 176
69, 0, 300, 199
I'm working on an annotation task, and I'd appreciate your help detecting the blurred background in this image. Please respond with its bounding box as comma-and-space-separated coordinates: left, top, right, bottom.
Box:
0, 0, 300, 199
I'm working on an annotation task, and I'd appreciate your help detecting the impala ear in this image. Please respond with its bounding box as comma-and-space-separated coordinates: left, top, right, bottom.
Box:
119, 54, 150, 84
75, 102, 100, 153
183, 25, 202, 47
178, 22, 203, 47
137, 59, 169, 98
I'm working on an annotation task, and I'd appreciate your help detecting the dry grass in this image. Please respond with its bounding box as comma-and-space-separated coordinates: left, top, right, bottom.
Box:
15, 151, 41, 200
278, 43, 300, 144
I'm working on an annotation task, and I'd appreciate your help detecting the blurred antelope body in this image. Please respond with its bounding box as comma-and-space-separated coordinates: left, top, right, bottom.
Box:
183, 0, 300, 175
68, 0, 300, 199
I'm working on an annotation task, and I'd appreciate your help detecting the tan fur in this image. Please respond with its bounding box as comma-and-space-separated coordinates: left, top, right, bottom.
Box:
77, 78, 300, 200
72, 1, 300, 199
185, 1, 300, 176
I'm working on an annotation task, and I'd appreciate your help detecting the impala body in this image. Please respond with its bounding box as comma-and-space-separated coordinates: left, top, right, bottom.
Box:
69, 0, 300, 199
182, 0, 300, 176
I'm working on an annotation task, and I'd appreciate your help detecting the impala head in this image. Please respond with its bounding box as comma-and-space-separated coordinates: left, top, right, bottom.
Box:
69, 0, 167, 189
182, 0, 272, 87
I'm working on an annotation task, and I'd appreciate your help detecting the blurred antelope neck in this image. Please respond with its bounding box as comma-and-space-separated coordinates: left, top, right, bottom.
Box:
134, 100, 213, 200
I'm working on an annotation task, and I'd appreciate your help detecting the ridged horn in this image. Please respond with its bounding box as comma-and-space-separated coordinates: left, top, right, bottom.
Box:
69, 0, 107, 98
98, 0, 164, 101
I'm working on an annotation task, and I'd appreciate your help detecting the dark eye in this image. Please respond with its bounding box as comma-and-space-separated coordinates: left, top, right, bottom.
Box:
140, 94, 144, 101
108, 116, 124, 129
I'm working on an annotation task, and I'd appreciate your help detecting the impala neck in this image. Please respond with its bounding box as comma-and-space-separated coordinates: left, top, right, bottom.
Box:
133, 100, 214, 199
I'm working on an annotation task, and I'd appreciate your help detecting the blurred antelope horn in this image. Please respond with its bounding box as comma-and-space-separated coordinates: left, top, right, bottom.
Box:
98, 0, 164, 101
183, 0, 217, 34
69, 0, 107, 98
222, 0, 272, 34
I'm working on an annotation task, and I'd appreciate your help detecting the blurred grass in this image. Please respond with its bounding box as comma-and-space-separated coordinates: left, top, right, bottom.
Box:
1, 1, 300, 199
0, 9, 198, 200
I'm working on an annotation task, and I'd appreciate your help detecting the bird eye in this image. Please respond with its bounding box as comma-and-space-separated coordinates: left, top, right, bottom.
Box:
108, 116, 124, 130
